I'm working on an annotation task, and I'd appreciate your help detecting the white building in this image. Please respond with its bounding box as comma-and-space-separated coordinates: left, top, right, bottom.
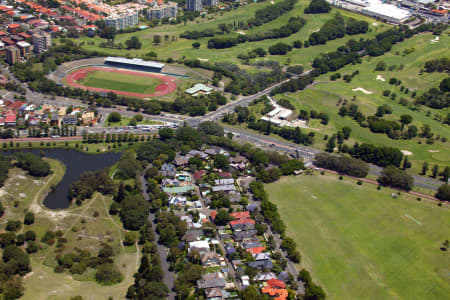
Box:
32, 31, 51, 53
147, 1, 178, 20
105, 11, 139, 30
327, 0, 412, 24
186, 0, 202, 11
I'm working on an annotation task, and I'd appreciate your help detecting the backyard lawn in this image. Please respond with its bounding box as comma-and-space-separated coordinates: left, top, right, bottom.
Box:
266, 174, 450, 300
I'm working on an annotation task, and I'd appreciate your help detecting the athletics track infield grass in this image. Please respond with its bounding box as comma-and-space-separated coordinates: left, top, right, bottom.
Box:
265, 174, 450, 300
78, 70, 163, 94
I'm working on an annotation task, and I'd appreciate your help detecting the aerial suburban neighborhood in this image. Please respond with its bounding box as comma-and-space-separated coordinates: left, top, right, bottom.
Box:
0, 0, 448, 299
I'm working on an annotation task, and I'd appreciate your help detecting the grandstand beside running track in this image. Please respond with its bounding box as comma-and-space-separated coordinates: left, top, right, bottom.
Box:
104, 57, 165, 73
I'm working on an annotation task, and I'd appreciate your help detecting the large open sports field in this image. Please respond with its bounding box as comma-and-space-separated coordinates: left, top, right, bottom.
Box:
65, 66, 177, 97
266, 174, 450, 300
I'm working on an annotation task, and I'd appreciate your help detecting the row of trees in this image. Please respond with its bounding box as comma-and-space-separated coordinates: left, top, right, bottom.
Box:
314, 152, 369, 177
423, 58, 450, 73
0, 154, 10, 187
415, 78, 450, 109
308, 14, 368, 46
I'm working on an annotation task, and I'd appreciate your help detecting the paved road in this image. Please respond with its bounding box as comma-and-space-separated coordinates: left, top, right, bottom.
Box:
139, 172, 176, 300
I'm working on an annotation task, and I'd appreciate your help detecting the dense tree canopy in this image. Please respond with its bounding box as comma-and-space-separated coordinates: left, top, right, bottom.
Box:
304, 0, 331, 14
15, 153, 51, 177
377, 166, 414, 191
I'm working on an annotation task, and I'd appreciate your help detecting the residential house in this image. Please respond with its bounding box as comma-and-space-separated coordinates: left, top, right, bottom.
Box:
197, 272, 226, 289
233, 230, 257, 242
81, 111, 95, 125
240, 275, 250, 288
182, 229, 203, 242
160, 163, 176, 177
254, 272, 277, 282
212, 185, 236, 192
205, 146, 224, 156
62, 114, 77, 125
204, 287, 223, 300
248, 259, 273, 270
168, 195, 187, 207
174, 155, 189, 167
215, 178, 234, 185
193, 170, 206, 181
253, 252, 270, 261
201, 251, 225, 267
189, 240, 210, 254
188, 149, 208, 159
4, 114, 16, 126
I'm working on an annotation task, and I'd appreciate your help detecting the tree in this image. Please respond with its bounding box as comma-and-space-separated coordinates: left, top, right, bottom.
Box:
375, 61, 386, 71
192, 41, 200, 49
125, 36, 142, 49
214, 209, 231, 226
432, 164, 439, 178
399, 114, 413, 130
214, 154, 229, 171
123, 232, 136, 246
3, 245, 31, 275
108, 112, 121, 123
441, 166, 450, 182
304, 0, 331, 14
377, 166, 414, 191
402, 156, 411, 170
435, 184, 450, 201
95, 264, 123, 285
198, 121, 224, 137
241, 286, 260, 300
24, 212, 34, 225
153, 35, 161, 45
325, 134, 336, 152
158, 128, 173, 141
305, 284, 326, 300
421, 161, 428, 175
439, 77, 450, 92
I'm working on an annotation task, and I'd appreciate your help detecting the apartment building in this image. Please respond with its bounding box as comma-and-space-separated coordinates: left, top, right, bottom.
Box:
186, 0, 202, 11
5, 45, 20, 64
16, 41, 32, 60
202, 0, 219, 6
147, 1, 178, 20
32, 31, 51, 53
105, 11, 139, 30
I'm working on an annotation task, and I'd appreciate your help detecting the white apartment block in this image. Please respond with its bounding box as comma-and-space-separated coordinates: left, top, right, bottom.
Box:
32, 32, 51, 53
186, 0, 202, 11
147, 1, 178, 20
105, 11, 139, 30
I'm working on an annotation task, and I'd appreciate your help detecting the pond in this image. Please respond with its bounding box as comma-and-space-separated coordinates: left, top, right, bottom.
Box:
2, 148, 121, 209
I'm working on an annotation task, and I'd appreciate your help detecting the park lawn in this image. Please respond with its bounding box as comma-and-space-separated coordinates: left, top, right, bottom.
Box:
78, 70, 163, 94
265, 174, 450, 300
0, 156, 139, 299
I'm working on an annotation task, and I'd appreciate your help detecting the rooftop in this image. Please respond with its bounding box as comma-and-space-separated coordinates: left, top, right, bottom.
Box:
105, 57, 165, 69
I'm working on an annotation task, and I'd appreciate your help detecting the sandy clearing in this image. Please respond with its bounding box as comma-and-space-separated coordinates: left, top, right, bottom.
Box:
372, 22, 379, 26
376, 75, 385, 81
401, 150, 413, 156
352, 87, 373, 94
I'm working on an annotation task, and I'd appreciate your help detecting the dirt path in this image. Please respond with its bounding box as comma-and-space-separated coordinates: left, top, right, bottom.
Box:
39, 194, 97, 265
100, 195, 124, 248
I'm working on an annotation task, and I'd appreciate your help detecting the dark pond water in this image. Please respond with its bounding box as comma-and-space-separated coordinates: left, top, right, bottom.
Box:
1, 148, 121, 209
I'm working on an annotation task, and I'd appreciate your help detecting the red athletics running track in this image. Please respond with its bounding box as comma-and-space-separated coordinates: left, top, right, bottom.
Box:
65, 66, 177, 98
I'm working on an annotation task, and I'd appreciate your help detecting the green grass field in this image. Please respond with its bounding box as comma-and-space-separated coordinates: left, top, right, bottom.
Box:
271, 32, 449, 173
78, 70, 162, 94
266, 174, 450, 300
66, 0, 390, 69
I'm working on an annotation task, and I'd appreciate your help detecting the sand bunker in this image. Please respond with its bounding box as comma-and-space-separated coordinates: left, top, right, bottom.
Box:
428, 150, 439, 153
197, 58, 209, 62
376, 75, 386, 81
372, 22, 379, 26
236, 30, 246, 35
352, 87, 373, 94
401, 150, 413, 156
430, 36, 439, 44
